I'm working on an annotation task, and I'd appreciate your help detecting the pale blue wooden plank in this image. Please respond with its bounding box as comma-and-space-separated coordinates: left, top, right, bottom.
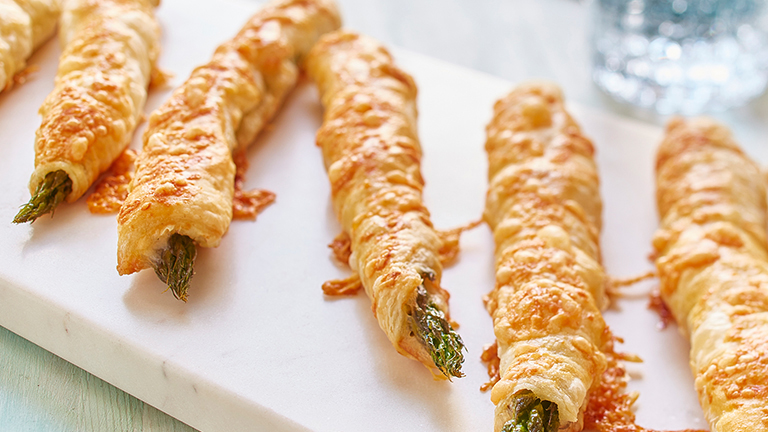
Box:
0, 326, 197, 432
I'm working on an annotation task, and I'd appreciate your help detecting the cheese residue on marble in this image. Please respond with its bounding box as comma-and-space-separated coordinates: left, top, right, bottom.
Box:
232, 150, 275, 220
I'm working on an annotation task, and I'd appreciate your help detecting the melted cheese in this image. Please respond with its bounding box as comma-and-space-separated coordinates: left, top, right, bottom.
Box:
87, 148, 136, 214
231, 151, 275, 220
483, 83, 609, 430
30, 0, 159, 202
306, 30, 457, 378
117, 0, 341, 274
654, 117, 768, 432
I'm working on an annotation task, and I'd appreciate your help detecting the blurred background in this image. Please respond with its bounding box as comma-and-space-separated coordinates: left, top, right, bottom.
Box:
339, 0, 768, 159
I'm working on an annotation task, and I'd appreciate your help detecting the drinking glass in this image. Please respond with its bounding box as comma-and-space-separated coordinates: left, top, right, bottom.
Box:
592, 0, 768, 114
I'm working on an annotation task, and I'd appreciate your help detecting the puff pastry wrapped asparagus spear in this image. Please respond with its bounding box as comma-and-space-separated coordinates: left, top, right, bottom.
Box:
483, 83, 610, 431
116, 0, 341, 300
14, 0, 160, 223
0, 0, 59, 92
306, 30, 466, 379
653, 117, 768, 432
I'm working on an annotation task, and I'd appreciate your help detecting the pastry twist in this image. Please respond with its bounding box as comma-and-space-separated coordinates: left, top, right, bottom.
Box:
117, 0, 341, 274
30, 0, 160, 202
307, 30, 464, 379
654, 117, 768, 432
484, 83, 609, 430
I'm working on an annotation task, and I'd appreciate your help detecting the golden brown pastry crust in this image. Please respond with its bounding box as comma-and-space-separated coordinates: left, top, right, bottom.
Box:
306, 30, 455, 377
0, 0, 59, 92
483, 83, 609, 429
654, 117, 768, 432
116, 0, 341, 275
30, 0, 160, 201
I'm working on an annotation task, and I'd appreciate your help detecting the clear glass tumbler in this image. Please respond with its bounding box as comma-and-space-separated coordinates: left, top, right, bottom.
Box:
592, 0, 768, 114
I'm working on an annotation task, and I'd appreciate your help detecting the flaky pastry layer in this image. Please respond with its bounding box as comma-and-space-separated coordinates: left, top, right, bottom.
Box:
483, 83, 609, 430
117, 0, 341, 274
306, 30, 454, 377
654, 117, 768, 432
30, 0, 160, 201
0, 0, 59, 91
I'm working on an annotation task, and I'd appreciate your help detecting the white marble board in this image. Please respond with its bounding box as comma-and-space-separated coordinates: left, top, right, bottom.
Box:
0, 0, 712, 430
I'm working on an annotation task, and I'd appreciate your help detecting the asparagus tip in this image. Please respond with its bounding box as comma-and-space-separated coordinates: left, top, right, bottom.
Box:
501, 390, 559, 432
153, 233, 197, 302
13, 170, 72, 224
409, 284, 466, 379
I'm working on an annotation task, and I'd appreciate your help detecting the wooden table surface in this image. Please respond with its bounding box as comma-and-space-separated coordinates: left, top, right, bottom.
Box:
3, 0, 768, 430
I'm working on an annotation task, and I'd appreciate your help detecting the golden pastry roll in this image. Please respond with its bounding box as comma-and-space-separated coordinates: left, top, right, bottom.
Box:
654, 117, 768, 432
306, 30, 465, 379
483, 83, 609, 431
16, 0, 160, 223
117, 0, 341, 278
0, 0, 59, 92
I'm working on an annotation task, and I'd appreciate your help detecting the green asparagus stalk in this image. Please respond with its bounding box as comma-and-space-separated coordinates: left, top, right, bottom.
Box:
13, 170, 72, 223
153, 233, 197, 302
408, 283, 465, 379
501, 390, 559, 432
